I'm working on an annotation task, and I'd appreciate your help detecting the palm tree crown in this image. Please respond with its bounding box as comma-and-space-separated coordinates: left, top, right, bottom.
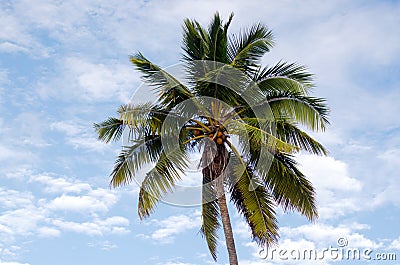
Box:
95, 12, 329, 264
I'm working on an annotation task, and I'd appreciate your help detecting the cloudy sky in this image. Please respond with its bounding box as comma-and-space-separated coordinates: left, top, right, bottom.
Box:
1, 0, 399, 264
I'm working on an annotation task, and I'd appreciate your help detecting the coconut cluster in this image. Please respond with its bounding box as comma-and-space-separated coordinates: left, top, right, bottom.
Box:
193, 129, 227, 145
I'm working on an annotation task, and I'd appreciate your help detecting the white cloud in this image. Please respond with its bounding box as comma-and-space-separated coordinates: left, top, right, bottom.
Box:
0, 171, 129, 260
0, 189, 46, 243
2, 168, 33, 181
297, 154, 363, 219
0, 42, 29, 54
28, 173, 119, 213
50, 120, 109, 152
297, 155, 361, 191
88, 188, 119, 202
67, 57, 134, 101
87, 240, 117, 251
0, 7, 49, 57
0, 245, 21, 260
0, 0, 112, 58
11, 112, 51, 148
46, 195, 109, 212
50, 121, 84, 136
0, 189, 34, 209
0, 145, 34, 163
52, 216, 130, 236
389, 238, 400, 250
0, 223, 13, 233
37, 227, 61, 238
378, 148, 400, 170
66, 135, 109, 152
370, 148, 400, 207
30, 174, 91, 194
147, 211, 201, 244
0, 207, 45, 237
0, 262, 30, 265
38, 57, 138, 103
372, 185, 400, 207
0, 69, 9, 87
234, 220, 251, 240
40, 176, 118, 213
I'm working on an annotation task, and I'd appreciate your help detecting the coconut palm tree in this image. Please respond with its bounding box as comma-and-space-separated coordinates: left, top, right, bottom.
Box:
95, 13, 328, 265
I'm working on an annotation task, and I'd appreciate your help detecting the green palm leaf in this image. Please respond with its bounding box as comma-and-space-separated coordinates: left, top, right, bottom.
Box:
276, 119, 327, 155
255, 91, 329, 131
182, 19, 210, 61
94, 117, 125, 143
262, 153, 318, 221
130, 53, 193, 109
226, 147, 278, 245
207, 12, 232, 63
200, 167, 220, 261
138, 147, 189, 219
229, 118, 299, 154
228, 23, 274, 74
110, 136, 162, 188
257, 76, 309, 96
255, 61, 314, 90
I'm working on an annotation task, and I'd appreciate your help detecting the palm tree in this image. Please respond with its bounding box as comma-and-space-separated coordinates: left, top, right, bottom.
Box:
95, 13, 328, 265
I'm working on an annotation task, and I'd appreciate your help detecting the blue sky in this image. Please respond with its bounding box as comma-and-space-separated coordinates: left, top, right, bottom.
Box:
1, 0, 400, 264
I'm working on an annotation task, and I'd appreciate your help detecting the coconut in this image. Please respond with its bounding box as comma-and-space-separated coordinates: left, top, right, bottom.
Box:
193, 129, 202, 136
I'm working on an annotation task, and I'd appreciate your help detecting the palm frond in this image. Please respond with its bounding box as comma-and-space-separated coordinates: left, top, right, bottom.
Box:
187, 61, 252, 106
138, 148, 189, 219
200, 166, 220, 261
253, 91, 329, 131
255, 61, 314, 90
228, 23, 274, 74
130, 53, 193, 109
110, 136, 162, 188
228, 119, 299, 154
182, 18, 210, 61
257, 76, 309, 96
207, 12, 232, 63
226, 147, 279, 246
94, 117, 125, 143
262, 152, 318, 221
118, 103, 168, 138
276, 119, 327, 155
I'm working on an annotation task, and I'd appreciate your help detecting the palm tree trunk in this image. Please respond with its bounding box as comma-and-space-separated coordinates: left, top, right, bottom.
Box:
216, 178, 238, 265
213, 144, 239, 265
